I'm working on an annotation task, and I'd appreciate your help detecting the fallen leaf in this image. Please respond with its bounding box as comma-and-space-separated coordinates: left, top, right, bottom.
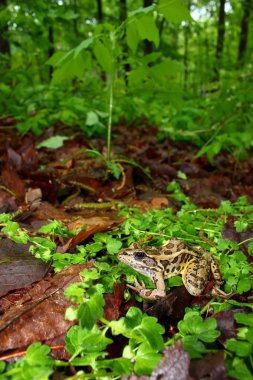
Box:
103, 283, 125, 321
0, 262, 94, 354
146, 286, 193, 326
189, 352, 225, 380
1, 163, 25, 199
151, 341, 192, 380
0, 239, 49, 297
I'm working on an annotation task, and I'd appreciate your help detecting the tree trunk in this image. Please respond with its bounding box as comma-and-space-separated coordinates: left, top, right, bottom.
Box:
97, 0, 103, 22
48, 26, 54, 79
0, 0, 10, 57
214, 0, 225, 81
119, 0, 130, 85
237, 0, 251, 66
143, 0, 153, 55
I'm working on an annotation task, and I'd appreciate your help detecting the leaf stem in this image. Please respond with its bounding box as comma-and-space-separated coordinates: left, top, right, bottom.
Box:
107, 32, 116, 161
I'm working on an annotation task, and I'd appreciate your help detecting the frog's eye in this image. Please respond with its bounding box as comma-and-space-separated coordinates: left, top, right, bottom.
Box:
134, 250, 145, 260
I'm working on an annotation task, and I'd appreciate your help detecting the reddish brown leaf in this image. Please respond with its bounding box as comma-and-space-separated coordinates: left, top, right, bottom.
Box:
189, 352, 225, 380
0, 239, 49, 297
212, 309, 241, 345
0, 262, 94, 354
146, 286, 193, 326
103, 283, 125, 321
1, 163, 25, 199
58, 216, 124, 253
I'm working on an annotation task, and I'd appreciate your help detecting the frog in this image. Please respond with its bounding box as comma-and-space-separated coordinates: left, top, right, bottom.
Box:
118, 238, 229, 300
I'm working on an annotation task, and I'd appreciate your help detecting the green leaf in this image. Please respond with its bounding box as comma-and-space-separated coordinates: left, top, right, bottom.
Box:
134, 344, 162, 375
178, 311, 220, 343
96, 358, 132, 376
106, 238, 122, 254
167, 275, 183, 287
25, 343, 53, 368
93, 40, 113, 73
64, 283, 86, 301
248, 243, 253, 256
106, 160, 122, 179
219, 200, 234, 214
0, 214, 10, 223
0, 361, 6, 374
237, 277, 251, 293
234, 220, 248, 232
110, 307, 164, 350
126, 18, 139, 53
228, 357, 253, 380
177, 171, 187, 179
86, 111, 99, 126
129, 5, 155, 16
37, 136, 68, 149
46, 51, 68, 67
50, 49, 87, 83
226, 338, 252, 357
182, 336, 206, 358
110, 307, 143, 336
149, 59, 183, 83
235, 314, 253, 327
74, 37, 94, 58
158, 0, 192, 23
136, 14, 159, 47
78, 293, 105, 329
65, 325, 112, 357
80, 268, 101, 281
245, 327, 253, 344
2, 220, 19, 236
9, 342, 54, 380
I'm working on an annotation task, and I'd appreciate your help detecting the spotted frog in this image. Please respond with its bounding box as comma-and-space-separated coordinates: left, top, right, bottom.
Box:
118, 238, 227, 300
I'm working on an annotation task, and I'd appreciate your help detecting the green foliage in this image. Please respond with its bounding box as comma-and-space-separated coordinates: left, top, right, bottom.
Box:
1, 0, 252, 162
0, 184, 253, 377
177, 310, 220, 359
1, 221, 29, 244
64, 272, 164, 377
36, 135, 68, 149
226, 313, 253, 379
220, 250, 253, 294
0, 343, 53, 379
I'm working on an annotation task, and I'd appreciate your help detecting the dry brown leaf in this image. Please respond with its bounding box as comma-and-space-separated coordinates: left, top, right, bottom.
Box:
0, 262, 93, 354
2, 163, 25, 198
0, 239, 49, 297
189, 352, 225, 380
151, 341, 192, 380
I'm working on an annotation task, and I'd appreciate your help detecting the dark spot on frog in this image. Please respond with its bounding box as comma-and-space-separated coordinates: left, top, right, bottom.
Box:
165, 243, 174, 249
160, 260, 170, 267
176, 243, 185, 251
163, 249, 173, 255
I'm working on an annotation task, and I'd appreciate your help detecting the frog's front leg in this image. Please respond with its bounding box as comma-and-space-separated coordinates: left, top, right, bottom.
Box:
127, 272, 166, 300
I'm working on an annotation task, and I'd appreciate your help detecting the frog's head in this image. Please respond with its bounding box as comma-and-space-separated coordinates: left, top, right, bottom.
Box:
118, 243, 162, 279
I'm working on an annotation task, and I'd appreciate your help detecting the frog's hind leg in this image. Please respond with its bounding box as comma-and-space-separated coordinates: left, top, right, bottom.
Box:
210, 256, 223, 287
210, 257, 233, 298
181, 258, 211, 296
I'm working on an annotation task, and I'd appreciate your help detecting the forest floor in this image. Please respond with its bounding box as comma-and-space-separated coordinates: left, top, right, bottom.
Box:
0, 120, 252, 378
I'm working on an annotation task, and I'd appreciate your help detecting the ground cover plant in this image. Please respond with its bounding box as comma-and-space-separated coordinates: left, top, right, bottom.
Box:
0, 0, 253, 379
